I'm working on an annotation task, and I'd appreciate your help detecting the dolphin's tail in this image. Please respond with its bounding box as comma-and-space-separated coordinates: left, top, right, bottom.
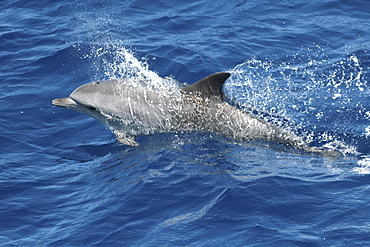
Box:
298, 144, 342, 158
267, 126, 342, 158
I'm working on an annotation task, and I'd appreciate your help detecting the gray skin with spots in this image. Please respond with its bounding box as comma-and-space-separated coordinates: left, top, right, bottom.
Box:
52, 72, 338, 156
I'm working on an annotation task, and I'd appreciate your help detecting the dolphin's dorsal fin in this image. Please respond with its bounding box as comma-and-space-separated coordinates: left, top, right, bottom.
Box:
181, 72, 231, 100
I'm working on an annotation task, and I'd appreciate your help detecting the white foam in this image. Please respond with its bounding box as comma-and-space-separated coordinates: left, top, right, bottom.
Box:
354, 157, 370, 174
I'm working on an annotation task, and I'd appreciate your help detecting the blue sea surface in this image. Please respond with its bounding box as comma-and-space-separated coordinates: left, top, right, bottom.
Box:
1, 0, 370, 246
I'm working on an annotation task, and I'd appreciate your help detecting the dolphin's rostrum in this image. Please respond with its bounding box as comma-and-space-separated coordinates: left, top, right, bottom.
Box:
52, 72, 338, 156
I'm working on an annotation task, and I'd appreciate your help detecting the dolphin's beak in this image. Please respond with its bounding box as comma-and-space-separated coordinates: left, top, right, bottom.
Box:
52, 97, 78, 108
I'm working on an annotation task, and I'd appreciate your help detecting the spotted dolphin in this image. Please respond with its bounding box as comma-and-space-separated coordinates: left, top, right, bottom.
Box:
52, 72, 338, 156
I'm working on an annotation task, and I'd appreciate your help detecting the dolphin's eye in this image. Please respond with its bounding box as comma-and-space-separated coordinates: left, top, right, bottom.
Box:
95, 81, 101, 85
86, 105, 97, 111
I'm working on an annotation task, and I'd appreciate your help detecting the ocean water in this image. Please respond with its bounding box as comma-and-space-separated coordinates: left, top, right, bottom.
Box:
1, 0, 370, 246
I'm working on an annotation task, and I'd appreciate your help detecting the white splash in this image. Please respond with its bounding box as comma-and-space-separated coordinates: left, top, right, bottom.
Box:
354, 157, 370, 174
86, 44, 180, 95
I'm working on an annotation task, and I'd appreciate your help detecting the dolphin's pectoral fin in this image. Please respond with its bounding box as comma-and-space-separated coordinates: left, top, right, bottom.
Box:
113, 130, 139, 146
181, 72, 231, 100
